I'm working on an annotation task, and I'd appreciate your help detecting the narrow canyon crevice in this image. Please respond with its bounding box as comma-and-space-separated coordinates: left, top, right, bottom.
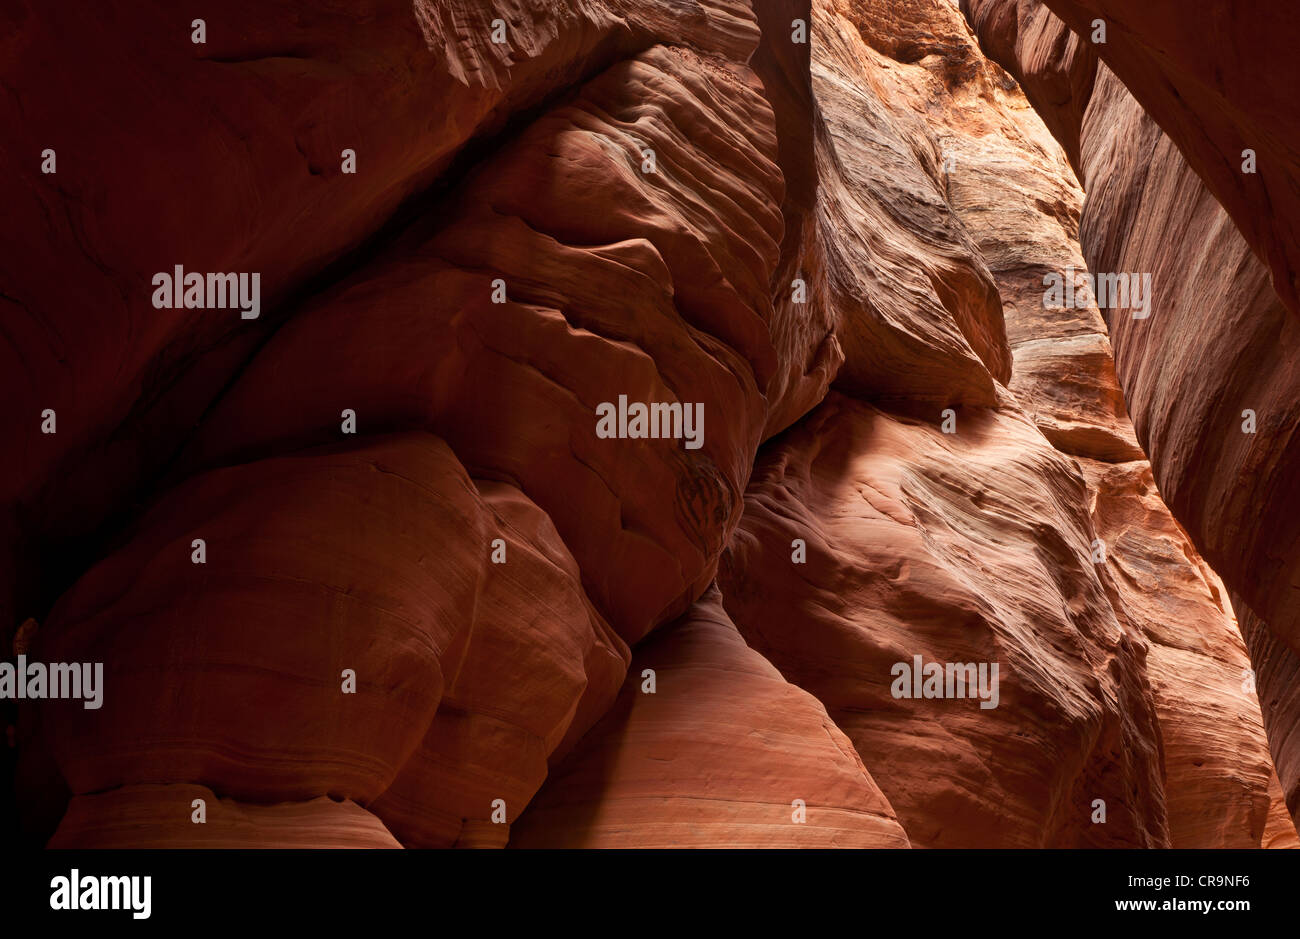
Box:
1, 0, 1296, 849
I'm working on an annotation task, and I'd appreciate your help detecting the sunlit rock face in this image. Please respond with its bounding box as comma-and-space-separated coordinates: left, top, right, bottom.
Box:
1045, 0, 1300, 317
813, 8, 1012, 408
718, 391, 1172, 848
2, 0, 1294, 849
965, 0, 1300, 313
964, 0, 1300, 832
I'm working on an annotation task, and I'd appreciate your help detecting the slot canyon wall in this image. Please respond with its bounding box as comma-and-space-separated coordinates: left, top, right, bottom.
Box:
963, 0, 1300, 838
1, 0, 1295, 848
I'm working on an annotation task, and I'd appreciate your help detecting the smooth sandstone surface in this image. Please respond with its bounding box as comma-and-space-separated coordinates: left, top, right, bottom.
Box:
1082, 460, 1280, 847
1037, 0, 1300, 315
967, 0, 1300, 313
179, 43, 796, 645
49, 785, 402, 848
512, 587, 912, 847
28, 433, 627, 847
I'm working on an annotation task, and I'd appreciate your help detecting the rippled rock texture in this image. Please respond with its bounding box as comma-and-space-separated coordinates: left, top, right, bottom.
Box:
2, 0, 1294, 848
964, 0, 1300, 833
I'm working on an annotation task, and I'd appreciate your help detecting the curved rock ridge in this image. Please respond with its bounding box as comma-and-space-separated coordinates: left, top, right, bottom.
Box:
1081, 461, 1283, 847
963, 0, 1300, 829
25, 433, 627, 846
751, 0, 847, 440
178, 43, 794, 645
11, 5, 841, 846
967, 0, 1300, 314
959, 0, 1097, 173
718, 391, 1169, 848
864, 1, 1290, 846
1239, 602, 1300, 834
815, 3, 1012, 407
842, 0, 1139, 462
0, 0, 762, 637
511, 587, 912, 847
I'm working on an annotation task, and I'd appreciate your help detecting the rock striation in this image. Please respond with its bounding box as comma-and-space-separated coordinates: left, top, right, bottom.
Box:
964, 0, 1300, 832
511, 587, 912, 847
1, 0, 1294, 849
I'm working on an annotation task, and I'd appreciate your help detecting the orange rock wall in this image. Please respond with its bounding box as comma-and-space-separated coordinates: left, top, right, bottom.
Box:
2, 0, 1294, 849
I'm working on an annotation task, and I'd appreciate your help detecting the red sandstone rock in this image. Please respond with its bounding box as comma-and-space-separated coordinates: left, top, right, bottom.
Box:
178, 44, 796, 645
1082, 460, 1281, 847
960, 0, 1097, 172
964, 0, 1300, 828
1239, 603, 1300, 829
751, 0, 846, 439
1078, 69, 1300, 676
27, 433, 626, 846
970, 0, 1300, 313
847, 0, 1139, 463
815, 2, 1011, 407
511, 587, 911, 848
704, 0, 1289, 848
719, 391, 1170, 848
894, 0, 1285, 846
0, 0, 761, 635
49, 785, 401, 848
1037, 0, 1300, 315
1264, 771, 1300, 849
13, 1, 826, 847
4, 0, 1295, 851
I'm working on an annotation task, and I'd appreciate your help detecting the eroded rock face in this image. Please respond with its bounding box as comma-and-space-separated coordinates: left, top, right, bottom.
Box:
751, 0, 847, 439
1240, 604, 1300, 833
0, 0, 762, 641
1081, 460, 1280, 847
964, 0, 1300, 829
1079, 70, 1300, 670
4, 0, 1295, 849
708, 0, 1286, 849
815, 6, 1011, 407
896, 2, 1287, 845
49, 786, 402, 849
32, 433, 627, 847
1039, 0, 1300, 316
719, 391, 1170, 848
9, 0, 840, 847
513, 0, 1270, 847
959, 0, 1097, 173
966, 0, 1300, 312
178, 42, 791, 644
511, 587, 911, 848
